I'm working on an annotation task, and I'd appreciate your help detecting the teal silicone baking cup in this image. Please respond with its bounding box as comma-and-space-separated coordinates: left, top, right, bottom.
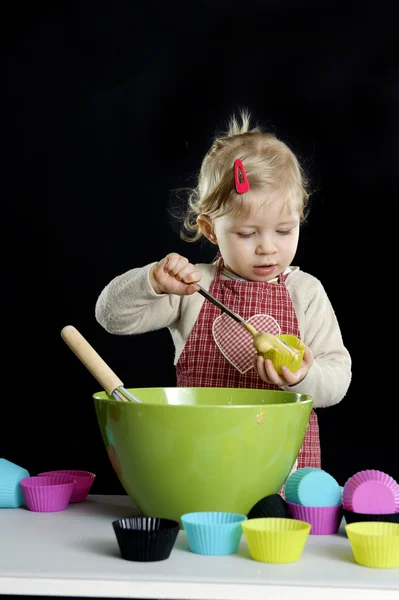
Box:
181, 511, 247, 555
285, 467, 341, 507
0, 458, 30, 508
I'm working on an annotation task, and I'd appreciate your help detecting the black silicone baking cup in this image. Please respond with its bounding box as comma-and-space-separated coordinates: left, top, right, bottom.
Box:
247, 493, 291, 520
343, 508, 399, 526
112, 516, 180, 562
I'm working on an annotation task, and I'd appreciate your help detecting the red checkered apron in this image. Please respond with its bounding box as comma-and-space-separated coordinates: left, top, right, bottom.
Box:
176, 259, 321, 470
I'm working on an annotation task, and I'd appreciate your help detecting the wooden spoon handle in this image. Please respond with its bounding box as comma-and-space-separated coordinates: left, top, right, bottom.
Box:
61, 325, 123, 395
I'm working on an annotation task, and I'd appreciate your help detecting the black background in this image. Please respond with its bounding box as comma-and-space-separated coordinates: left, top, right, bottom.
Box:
3, 1, 397, 496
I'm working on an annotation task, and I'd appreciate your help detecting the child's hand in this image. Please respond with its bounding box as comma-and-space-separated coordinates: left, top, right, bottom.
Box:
150, 253, 202, 295
253, 345, 314, 387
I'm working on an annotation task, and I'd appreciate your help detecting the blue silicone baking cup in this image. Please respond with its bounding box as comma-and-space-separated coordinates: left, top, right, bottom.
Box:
181, 511, 247, 555
0, 458, 30, 508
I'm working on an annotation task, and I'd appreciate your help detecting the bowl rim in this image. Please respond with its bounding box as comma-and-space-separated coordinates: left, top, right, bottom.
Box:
92, 387, 313, 408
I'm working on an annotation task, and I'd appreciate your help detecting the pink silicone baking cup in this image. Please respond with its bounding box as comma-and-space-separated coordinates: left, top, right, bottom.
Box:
20, 475, 76, 512
286, 501, 343, 535
38, 470, 96, 502
342, 470, 399, 514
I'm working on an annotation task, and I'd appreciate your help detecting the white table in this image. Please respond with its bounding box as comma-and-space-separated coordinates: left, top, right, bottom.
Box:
0, 495, 398, 599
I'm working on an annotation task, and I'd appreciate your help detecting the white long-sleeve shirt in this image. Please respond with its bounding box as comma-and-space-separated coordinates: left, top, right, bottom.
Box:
95, 262, 352, 409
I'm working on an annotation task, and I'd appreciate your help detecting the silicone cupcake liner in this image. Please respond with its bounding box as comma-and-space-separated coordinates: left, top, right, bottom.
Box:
0, 459, 30, 508
343, 508, 399, 526
112, 516, 180, 562
181, 511, 247, 556
286, 501, 343, 535
342, 470, 399, 514
38, 470, 96, 502
241, 517, 311, 563
260, 335, 304, 374
284, 467, 317, 502
345, 521, 399, 569
284, 467, 341, 507
247, 494, 291, 520
20, 475, 76, 512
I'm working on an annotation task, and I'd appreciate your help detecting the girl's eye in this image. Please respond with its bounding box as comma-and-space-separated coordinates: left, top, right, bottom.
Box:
237, 232, 255, 238
277, 229, 292, 236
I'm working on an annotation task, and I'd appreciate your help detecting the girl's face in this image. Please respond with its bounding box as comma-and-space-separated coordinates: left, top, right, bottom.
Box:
201, 189, 300, 281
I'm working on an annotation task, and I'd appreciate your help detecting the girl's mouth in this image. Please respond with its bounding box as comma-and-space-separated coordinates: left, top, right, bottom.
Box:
253, 264, 277, 276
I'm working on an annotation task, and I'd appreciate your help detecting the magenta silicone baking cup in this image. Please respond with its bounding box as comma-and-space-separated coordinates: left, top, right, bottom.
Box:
286, 501, 343, 535
342, 470, 399, 514
38, 470, 96, 502
20, 475, 76, 512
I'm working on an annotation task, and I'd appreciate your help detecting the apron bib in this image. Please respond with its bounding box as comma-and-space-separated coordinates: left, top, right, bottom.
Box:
176, 259, 321, 469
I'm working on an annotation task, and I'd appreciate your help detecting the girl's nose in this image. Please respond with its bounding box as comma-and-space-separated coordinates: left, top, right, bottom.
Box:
256, 236, 277, 255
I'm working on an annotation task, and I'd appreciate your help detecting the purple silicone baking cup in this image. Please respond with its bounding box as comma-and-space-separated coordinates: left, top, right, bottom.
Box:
38, 470, 96, 502
286, 501, 343, 535
20, 475, 76, 512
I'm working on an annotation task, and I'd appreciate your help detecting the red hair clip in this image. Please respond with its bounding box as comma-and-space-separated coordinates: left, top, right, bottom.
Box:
234, 159, 250, 194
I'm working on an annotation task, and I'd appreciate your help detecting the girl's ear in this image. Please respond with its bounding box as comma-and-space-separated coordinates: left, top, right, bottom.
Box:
197, 215, 218, 244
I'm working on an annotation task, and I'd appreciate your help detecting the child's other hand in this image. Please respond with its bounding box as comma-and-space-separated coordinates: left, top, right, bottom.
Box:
253, 346, 314, 387
150, 253, 202, 295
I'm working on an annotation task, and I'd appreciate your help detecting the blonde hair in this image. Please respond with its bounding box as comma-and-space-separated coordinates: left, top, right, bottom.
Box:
180, 110, 310, 243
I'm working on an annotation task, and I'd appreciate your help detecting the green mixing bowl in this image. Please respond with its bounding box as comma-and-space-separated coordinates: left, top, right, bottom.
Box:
93, 387, 312, 522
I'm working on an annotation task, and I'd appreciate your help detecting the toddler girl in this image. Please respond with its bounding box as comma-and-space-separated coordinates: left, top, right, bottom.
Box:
95, 111, 352, 469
